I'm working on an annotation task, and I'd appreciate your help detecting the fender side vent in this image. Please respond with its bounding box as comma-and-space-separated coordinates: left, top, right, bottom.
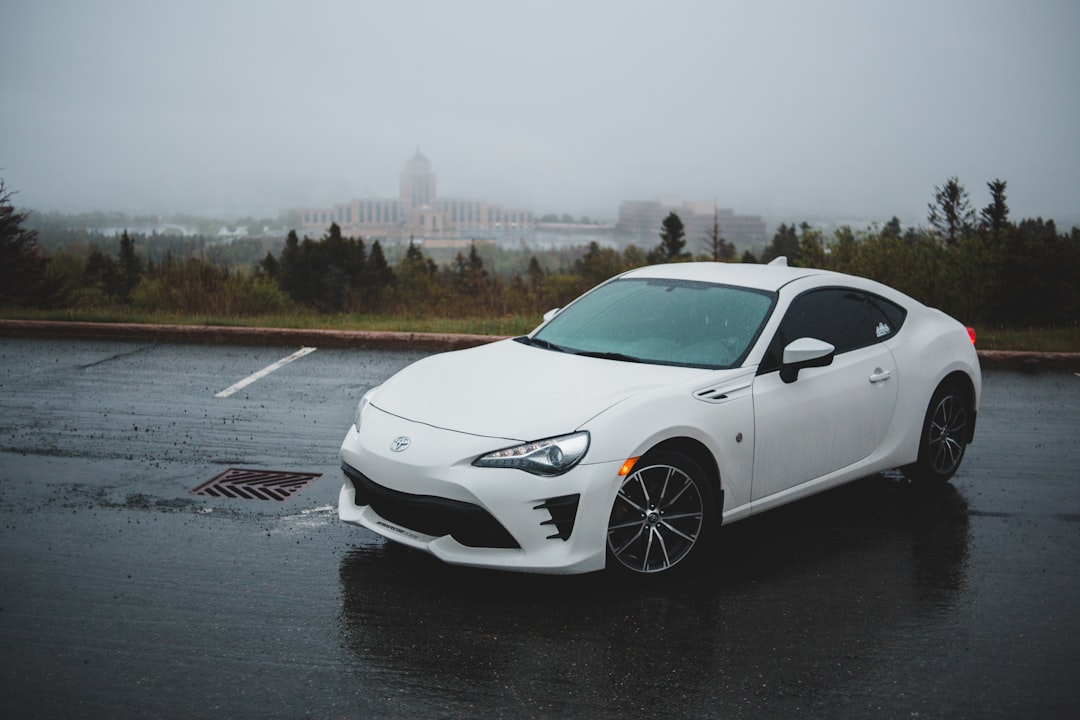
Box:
694, 381, 752, 404
695, 388, 729, 402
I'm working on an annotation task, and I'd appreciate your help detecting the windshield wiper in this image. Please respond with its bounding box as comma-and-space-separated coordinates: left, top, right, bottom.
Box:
517, 336, 568, 353
572, 350, 644, 363
518, 337, 643, 363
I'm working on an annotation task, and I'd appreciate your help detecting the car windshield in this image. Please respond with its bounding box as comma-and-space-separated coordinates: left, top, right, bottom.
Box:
527, 277, 777, 369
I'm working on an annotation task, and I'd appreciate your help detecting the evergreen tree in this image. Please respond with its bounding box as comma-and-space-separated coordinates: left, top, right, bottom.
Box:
277, 230, 307, 303
414, 243, 438, 278
928, 177, 975, 246
396, 240, 439, 311
84, 246, 119, 298
259, 250, 279, 279
797, 222, 825, 268
648, 212, 690, 263
991, 217, 1079, 326
980, 179, 1010, 234
576, 241, 622, 285
761, 223, 800, 264
881, 216, 903, 240
468, 243, 485, 276
830, 226, 859, 269
454, 242, 489, 299
527, 255, 544, 290
116, 230, 142, 302
0, 179, 57, 306
316, 222, 367, 311
364, 240, 394, 309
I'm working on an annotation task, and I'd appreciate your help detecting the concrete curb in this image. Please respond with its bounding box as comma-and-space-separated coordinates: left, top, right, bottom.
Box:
2, 319, 1077, 372
0, 319, 504, 352
974, 350, 1079, 373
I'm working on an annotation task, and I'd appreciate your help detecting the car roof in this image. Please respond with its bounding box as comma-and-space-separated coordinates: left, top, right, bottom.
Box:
619, 260, 829, 292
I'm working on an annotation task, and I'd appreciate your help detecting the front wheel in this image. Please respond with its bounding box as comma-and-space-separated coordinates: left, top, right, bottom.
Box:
903, 381, 972, 484
605, 451, 715, 578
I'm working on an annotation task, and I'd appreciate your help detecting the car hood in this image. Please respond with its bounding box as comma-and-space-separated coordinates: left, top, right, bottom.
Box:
370, 338, 712, 441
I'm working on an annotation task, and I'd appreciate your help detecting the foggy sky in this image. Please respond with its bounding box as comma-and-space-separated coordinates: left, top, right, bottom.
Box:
3, 0, 1078, 226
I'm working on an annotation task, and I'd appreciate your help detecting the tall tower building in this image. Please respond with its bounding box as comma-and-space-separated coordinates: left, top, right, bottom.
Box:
400, 148, 436, 209
300, 150, 534, 244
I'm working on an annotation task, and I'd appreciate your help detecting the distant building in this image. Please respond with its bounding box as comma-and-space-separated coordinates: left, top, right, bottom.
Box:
616, 198, 766, 251
300, 150, 535, 244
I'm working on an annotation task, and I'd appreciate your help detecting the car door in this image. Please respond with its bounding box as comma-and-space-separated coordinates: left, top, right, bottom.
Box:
751, 288, 901, 501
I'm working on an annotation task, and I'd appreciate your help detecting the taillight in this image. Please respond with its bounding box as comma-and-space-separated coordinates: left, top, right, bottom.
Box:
966, 327, 977, 345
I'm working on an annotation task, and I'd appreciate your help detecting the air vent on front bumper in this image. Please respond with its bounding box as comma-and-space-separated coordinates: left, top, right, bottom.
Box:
534, 494, 580, 541
341, 464, 520, 549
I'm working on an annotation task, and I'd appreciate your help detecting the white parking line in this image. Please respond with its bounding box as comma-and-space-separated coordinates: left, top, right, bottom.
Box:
215, 347, 317, 398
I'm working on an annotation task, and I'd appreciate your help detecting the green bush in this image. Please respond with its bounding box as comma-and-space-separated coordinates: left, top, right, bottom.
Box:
231, 276, 291, 315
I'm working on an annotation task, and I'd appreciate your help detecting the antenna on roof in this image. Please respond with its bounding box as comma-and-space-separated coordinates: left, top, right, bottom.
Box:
768, 256, 789, 267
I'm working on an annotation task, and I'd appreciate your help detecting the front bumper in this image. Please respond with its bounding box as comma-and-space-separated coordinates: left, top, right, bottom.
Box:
338, 412, 623, 574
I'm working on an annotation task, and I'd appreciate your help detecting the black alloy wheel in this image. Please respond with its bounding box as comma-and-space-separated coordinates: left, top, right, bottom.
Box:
904, 381, 971, 484
606, 450, 715, 577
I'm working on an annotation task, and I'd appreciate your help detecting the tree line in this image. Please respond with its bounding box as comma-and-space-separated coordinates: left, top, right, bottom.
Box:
755, 178, 1079, 326
2, 176, 1077, 327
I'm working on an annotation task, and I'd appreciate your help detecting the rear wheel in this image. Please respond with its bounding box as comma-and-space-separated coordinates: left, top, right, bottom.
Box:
904, 381, 971, 484
605, 451, 715, 578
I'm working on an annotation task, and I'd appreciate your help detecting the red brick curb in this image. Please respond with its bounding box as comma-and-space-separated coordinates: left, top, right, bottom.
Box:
974, 349, 1079, 373
1, 319, 1077, 371
0, 319, 504, 352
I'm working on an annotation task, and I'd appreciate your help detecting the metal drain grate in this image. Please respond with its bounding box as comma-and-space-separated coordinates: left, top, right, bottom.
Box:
192, 468, 322, 501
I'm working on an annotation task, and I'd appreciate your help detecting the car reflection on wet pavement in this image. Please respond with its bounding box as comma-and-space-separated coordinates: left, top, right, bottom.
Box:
337, 476, 972, 718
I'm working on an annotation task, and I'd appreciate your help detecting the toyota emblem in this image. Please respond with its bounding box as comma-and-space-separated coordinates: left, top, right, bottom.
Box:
390, 436, 411, 452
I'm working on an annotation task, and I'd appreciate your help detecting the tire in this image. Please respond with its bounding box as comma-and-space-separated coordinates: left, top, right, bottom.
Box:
605, 450, 716, 578
903, 381, 972, 484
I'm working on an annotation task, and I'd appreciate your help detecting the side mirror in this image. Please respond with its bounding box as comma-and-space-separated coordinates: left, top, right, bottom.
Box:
542, 308, 561, 323
780, 338, 835, 384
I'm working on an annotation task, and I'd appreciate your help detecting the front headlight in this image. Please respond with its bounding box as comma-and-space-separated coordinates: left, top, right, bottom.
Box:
353, 387, 379, 433
473, 431, 590, 476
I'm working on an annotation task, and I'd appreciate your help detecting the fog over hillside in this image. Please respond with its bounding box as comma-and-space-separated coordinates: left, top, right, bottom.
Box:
2, 0, 1078, 227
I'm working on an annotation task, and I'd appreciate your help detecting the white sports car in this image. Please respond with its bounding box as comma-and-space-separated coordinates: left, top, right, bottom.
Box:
339, 260, 980, 577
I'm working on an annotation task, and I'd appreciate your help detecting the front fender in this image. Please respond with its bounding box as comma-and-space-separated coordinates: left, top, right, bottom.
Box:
579, 370, 757, 517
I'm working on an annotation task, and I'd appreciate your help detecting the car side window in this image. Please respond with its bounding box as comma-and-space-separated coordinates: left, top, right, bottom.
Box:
759, 288, 906, 373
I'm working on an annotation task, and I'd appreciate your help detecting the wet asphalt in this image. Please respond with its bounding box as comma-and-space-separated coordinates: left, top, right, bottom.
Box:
0, 337, 1077, 719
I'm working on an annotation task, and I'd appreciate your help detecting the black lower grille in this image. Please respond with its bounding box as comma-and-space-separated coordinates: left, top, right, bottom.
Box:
341, 463, 520, 549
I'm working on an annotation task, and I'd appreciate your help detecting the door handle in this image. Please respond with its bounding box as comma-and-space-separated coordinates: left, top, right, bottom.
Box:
869, 368, 892, 384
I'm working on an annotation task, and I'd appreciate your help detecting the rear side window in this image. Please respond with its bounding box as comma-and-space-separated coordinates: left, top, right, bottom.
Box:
760, 288, 907, 373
